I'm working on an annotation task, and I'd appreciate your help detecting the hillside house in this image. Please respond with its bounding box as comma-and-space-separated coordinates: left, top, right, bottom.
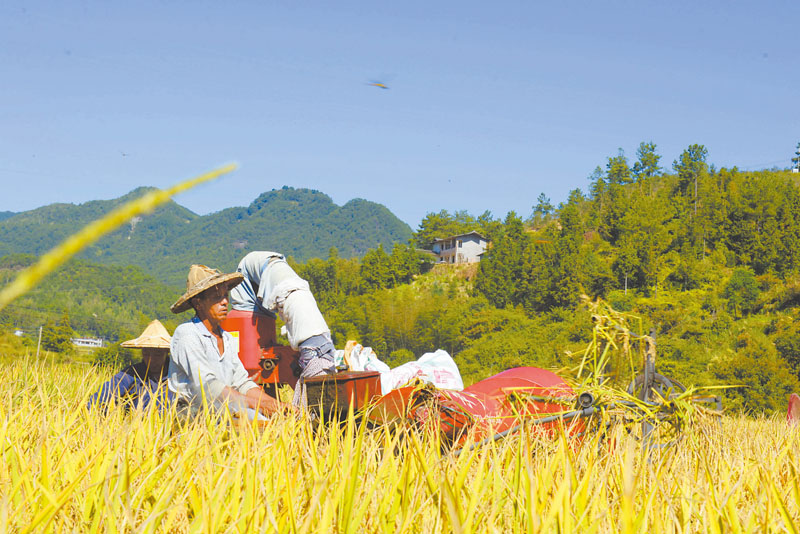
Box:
431, 231, 488, 264
72, 337, 104, 348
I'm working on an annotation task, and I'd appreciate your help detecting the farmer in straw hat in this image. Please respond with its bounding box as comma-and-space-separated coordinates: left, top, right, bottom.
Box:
168, 264, 283, 417
88, 319, 175, 411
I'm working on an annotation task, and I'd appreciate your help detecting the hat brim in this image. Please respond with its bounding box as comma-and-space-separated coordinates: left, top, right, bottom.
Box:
120, 319, 172, 348
170, 272, 244, 314
120, 339, 171, 349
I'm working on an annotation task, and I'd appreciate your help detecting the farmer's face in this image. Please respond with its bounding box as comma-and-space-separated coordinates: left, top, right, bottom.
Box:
141, 348, 169, 376
194, 286, 229, 326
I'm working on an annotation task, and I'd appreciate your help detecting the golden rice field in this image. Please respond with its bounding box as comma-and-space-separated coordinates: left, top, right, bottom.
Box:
1, 356, 799, 534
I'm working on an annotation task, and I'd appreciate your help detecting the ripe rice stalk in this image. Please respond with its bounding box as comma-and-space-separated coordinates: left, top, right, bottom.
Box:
2, 326, 800, 529
0, 363, 800, 532
572, 296, 644, 388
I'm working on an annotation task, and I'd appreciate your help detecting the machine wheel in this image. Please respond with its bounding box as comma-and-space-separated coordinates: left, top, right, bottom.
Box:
625, 373, 687, 449
628, 372, 686, 402
625, 373, 722, 449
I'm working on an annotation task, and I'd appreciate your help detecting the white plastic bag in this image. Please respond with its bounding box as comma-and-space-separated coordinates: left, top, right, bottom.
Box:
380, 362, 426, 394
335, 343, 464, 395
352, 344, 391, 374
334, 343, 390, 374
380, 350, 463, 394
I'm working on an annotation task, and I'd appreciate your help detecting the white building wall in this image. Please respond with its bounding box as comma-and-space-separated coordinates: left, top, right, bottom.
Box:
457, 236, 486, 262
433, 234, 487, 263
72, 337, 104, 348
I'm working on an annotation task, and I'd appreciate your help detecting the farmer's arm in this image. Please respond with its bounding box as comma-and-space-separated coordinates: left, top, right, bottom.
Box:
87, 371, 136, 410
244, 386, 284, 413
228, 352, 284, 414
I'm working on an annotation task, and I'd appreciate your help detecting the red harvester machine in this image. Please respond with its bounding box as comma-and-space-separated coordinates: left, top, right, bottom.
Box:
221, 310, 592, 448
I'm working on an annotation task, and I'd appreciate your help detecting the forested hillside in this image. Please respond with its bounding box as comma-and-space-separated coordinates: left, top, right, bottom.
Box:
0, 254, 189, 346
2, 143, 800, 414
0, 186, 412, 286
291, 143, 800, 414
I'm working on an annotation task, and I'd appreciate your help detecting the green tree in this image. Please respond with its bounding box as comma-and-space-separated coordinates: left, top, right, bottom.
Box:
722, 269, 760, 317
598, 181, 632, 245
632, 141, 662, 195
606, 149, 632, 185
475, 212, 533, 309
585, 166, 607, 230
611, 186, 675, 295
587, 166, 606, 200
546, 190, 586, 308
673, 144, 708, 216
93, 341, 136, 369
40, 312, 75, 354
774, 326, 800, 380
713, 331, 800, 414
389, 243, 432, 285
614, 236, 639, 294
530, 193, 554, 225
298, 256, 339, 308
360, 245, 392, 290
476, 211, 502, 242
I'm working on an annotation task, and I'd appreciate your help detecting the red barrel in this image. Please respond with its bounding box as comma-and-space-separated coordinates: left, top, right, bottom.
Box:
221, 310, 300, 388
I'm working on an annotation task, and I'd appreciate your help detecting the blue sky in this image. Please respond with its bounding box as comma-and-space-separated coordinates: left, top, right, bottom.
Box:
1, 1, 797, 228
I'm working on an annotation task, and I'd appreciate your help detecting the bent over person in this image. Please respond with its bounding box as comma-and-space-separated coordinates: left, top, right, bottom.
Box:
169, 264, 282, 417
229, 251, 336, 407
88, 319, 174, 411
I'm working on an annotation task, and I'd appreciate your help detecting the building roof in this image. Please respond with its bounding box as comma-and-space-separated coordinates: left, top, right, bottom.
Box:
431, 230, 487, 244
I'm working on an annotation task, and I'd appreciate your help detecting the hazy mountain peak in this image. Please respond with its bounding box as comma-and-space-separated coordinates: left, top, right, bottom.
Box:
0, 186, 412, 286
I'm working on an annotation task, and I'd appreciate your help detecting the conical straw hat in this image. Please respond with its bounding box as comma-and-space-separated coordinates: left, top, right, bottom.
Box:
120, 319, 172, 349
170, 264, 244, 314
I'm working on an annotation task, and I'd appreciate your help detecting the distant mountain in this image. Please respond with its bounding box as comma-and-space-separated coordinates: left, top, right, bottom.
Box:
0, 186, 412, 286
0, 212, 15, 222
